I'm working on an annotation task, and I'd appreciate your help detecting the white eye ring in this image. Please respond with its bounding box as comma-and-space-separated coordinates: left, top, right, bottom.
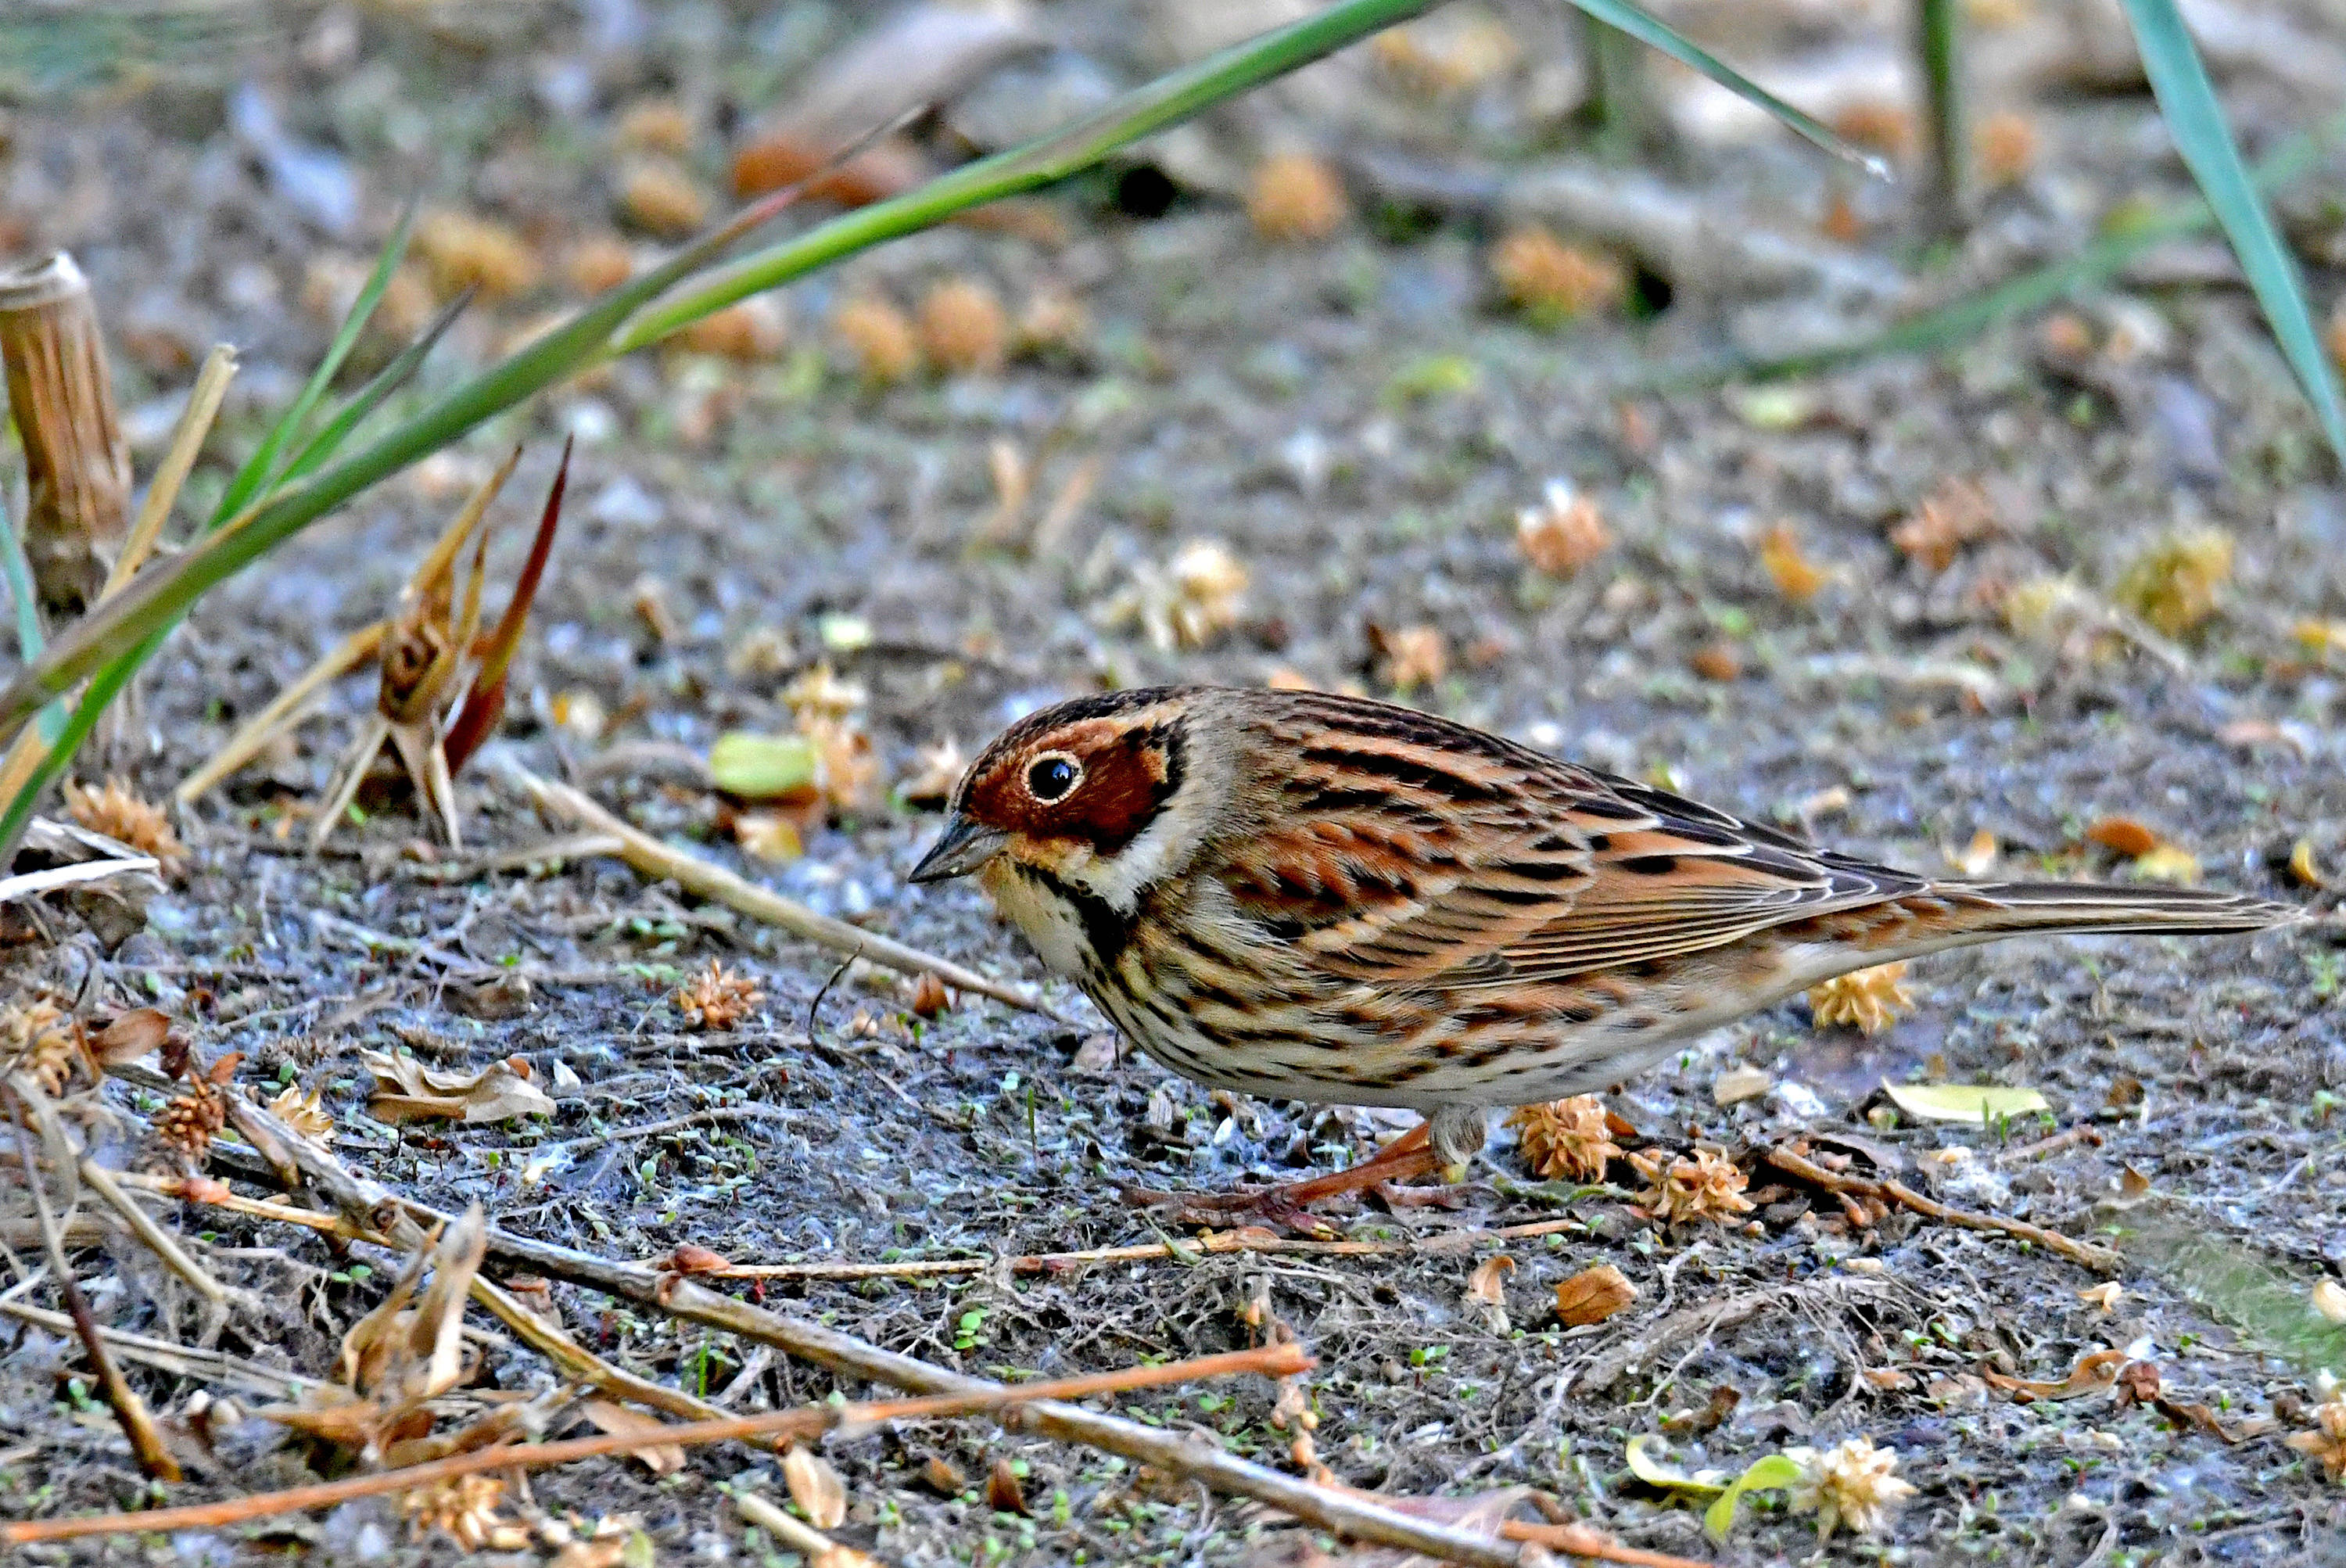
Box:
1024, 752, 1084, 802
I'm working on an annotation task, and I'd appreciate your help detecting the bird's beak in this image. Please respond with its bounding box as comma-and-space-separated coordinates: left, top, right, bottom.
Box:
909, 814, 1010, 883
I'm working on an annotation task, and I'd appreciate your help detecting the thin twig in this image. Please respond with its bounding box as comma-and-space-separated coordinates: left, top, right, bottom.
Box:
706, 1216, 1589, 1281
1500, 1518, 1714, 1568
1765, 1145, 2120, 1273
734, 1490, 855, 1562
0, 1298, 321, 1398
4, 1078, 178, 1480
500, 762, 1053, 1017
0, 1344, 1311, 1544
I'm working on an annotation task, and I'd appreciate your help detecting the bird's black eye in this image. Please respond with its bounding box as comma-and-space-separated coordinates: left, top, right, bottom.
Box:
1026, 753, 1082, 802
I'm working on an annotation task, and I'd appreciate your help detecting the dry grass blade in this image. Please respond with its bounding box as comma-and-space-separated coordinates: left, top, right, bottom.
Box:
106, 343, 238, 595
0, 1344, 1313, 1544
2, 1075, 178, 1481
0, 851, 160, 903
174, 620, 389, 804
503, 762, 1052, 1015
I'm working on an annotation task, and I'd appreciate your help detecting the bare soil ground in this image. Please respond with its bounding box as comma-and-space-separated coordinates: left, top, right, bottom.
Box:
3, 2, 2345, 1563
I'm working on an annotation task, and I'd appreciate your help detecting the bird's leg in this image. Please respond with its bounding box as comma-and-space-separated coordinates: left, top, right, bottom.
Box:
1424, 1103, 1489, 1184
1126, 1107, 1489, 1233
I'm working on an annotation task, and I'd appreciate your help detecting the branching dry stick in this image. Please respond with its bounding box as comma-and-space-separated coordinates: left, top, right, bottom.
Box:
505, 762, 1053, 1016
1765, 1145, 2121, 1273
0, 1344, 1311, 1545
196, 1096, 1532, 1568
705, 1215, 1588, 1281
3, 1078, 178, 1481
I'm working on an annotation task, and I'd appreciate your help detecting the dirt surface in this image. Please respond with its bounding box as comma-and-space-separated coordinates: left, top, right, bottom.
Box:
3, 1, 2346, 1563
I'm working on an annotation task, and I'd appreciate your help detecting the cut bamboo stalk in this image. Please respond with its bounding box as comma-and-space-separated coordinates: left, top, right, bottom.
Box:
0, 253, 131, 622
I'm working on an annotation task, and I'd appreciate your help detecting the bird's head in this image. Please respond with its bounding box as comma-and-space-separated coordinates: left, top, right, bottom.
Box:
909, 687, 1208, 906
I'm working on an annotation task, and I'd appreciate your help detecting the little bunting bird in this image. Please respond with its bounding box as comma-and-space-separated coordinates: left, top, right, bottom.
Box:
909, 685, 2297, 1199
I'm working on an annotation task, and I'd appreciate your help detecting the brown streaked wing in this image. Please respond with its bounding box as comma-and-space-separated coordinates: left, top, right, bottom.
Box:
1224, 694, 1922, 990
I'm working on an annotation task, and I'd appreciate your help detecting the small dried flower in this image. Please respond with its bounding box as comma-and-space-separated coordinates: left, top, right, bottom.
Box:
2290, 1383, 2346, 1483
404, 1473, 531, 1552
2115, 527, 2233, 637
157, 1087, 228, 1158
782, 663, 868, 724
1507, 1095, 1621, 1182
1100, 539, 1250, 651
732, 812, 803, 863
1786, 1436, 1917, 1538
267, 1082, 335, 1143
65, 777, 187, 877
1688, 641, 1742, 682
1516, 479, 1611, 578
677, 296, 789, 361
1630, 1147, 1752, 1225
1808, 962, 1914, 1035
673, 961, 762, 1032
1017, 288, 1089, 356
899, 738, 967, 807
1247, 152, 1349, 242
834, 296, 920, 383
617, 157, 710, 238
1974, 110, 2039, 186
918, 278, 1007, 375
1376, 623, 1448, 692
1490, 226, 1625, 323
725, 626, 797, 680
1371, 13, 1519, 94
2, 999, 76, 1097
1889, 477, 1997, 572
616, 98, 694, 156
413, 209, 541, 301
1831, 100, 1915, 162
1553, 1262, 1638, 1327
805, 716, 881, 813
1759, 523, 1828, 603
565, 235, 637, 296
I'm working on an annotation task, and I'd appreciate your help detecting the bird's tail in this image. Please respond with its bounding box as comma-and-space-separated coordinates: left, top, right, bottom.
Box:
1928, 879, 2301, 939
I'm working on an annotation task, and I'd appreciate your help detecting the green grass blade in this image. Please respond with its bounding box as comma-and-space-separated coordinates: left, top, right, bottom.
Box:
0, 631, 142, 854
2119, 0, 2346, 469
1562, 0, 1887, 177
0, 501, 64, 748
0, 502, 42, 666
1708, 109, 2346, 382
210, 203, 416, 526
274, 287, 472, 488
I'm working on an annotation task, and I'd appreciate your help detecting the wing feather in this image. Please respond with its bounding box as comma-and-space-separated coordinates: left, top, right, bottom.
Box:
1218, 698, 1920, 992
